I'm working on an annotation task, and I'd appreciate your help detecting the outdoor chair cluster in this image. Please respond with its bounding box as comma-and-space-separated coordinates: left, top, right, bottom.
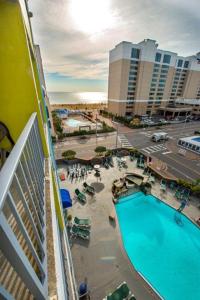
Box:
103, 282, 136, 300
103, 156, 114, 169
67, 164, 93, 180
71, 216, 91, 240
117, 157, 127, 169
136, 156, 145, 169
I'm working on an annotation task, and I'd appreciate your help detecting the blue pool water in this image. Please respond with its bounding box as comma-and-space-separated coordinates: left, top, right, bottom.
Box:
116, 192, 200, 300
65, 118, 86, 127
192, 137, 200, 142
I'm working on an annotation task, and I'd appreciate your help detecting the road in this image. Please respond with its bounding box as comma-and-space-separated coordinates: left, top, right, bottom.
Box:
54, 121, 200, 181
120, 121, 200, 181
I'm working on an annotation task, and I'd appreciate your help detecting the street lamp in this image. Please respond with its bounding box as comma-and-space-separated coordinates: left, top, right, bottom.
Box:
112, 119, 119, 148
95, 113, 98, 145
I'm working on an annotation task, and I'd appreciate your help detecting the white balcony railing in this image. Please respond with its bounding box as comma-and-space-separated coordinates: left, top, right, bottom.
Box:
0, 113, 47, 300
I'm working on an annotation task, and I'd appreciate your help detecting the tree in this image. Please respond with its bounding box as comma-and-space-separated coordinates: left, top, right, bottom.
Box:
62, 150, 76, 160
94, 146, 107, 156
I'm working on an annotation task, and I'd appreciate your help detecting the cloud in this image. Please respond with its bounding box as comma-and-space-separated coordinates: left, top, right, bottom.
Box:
29, 0, 200, 87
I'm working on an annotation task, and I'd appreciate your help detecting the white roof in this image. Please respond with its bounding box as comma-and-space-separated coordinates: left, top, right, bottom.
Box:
179, 136, 200, 147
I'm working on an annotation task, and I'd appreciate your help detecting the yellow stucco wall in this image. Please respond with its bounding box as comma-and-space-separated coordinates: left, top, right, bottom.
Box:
52, 170, 64, 230
0, 1, 48, 156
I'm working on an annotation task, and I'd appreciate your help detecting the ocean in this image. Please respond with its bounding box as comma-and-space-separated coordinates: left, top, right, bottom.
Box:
48, 92, 107, 105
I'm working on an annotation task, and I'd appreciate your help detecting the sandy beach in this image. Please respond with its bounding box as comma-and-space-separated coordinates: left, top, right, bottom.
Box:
51, 102, 107, 111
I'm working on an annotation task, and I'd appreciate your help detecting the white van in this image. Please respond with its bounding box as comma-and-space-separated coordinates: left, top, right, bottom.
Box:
151, 132, 169, 142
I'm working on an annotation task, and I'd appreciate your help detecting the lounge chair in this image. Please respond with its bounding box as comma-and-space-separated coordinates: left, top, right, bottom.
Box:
74, 216, 91, 228
83, 182, 95, 194
175, 189, 181, 199
148, 173, 155, 183
75, 188, 86, 203
160, 180, 167, 192
181, 189, 190, 200
129, 296, 136, 300
71, 225, 90, 240
103, 282, 131, 300
169, 181, 176, 190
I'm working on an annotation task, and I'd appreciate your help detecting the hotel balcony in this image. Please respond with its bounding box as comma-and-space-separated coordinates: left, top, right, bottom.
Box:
0, 113, 78, 300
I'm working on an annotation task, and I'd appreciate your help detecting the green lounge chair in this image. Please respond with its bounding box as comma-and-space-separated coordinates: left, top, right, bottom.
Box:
129, 295, 136, 300
104, 282, 131, 300
74, 216, 91, 228
160, 180, 167, 192
71, 225, 90, 240
83, 182, 95, 194
175, 189, 181, 199
148, 173, 155, 183
75, 188, 86, 203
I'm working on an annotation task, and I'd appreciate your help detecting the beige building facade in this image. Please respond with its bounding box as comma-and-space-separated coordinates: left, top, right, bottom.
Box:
108, 39, 200, 117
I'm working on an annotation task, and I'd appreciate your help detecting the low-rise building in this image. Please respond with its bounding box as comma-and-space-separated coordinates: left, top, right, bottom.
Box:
178, 136, 200, 155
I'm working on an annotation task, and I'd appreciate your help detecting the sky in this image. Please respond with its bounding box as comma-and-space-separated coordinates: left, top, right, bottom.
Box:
29, 0, 200, 93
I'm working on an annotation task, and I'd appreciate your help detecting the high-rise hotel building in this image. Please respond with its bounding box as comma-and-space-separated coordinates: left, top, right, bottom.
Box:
108, 39, 200, 117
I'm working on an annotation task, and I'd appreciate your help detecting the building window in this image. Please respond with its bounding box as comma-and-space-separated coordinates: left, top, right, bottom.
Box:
155, 53, 162, 62
153, 68, 159, 73
130, 66, 138, 70
131, 48, 140, 59
130, 60, 139, 65
184, 61, 189, 68
161, 69, 168, 74
158, 83, 165, 87
159, 79, 166, 83
129, 71, 137, 76
151, 83, 156, 87
177, 59, 183, 68
154, 63, 160, 67
152, 74, 158, 77
152, 78, 157, 82
161, 65, 169, 69
129, 76, 137, 81
160, 74, 167, 78
163, 54, 171, 64
128, 87, 135, 91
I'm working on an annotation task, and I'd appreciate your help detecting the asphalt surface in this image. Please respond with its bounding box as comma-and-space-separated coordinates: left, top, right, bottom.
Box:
121, 121, 200, 181
54, 121, 200, 181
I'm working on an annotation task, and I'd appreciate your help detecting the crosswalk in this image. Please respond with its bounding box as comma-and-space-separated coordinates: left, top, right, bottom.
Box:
118, 134, 133, 148
140, 131, 152, 138
141, 144, 168, 154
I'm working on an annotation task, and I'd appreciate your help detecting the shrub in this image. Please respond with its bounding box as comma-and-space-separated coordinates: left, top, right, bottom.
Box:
105, 149, 113, 157
62, 150, 76, 160
95, 146, 107, 155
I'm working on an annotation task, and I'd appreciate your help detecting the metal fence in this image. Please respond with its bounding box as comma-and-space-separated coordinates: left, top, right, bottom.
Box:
0, 113, 47, 300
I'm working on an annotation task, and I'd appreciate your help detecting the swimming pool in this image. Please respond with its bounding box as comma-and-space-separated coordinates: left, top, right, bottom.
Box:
116, 192, 200, 300
65, 118, 87, 128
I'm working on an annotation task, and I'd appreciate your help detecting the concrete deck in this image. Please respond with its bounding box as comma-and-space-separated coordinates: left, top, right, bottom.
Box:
58, 157, 200, 300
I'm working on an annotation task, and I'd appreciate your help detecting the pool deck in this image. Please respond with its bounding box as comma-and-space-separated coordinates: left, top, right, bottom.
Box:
58, 157, 200, 300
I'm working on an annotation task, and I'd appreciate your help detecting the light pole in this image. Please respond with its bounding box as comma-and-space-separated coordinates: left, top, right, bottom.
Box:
95, 113, 98, 145
112, 119, 119, 148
